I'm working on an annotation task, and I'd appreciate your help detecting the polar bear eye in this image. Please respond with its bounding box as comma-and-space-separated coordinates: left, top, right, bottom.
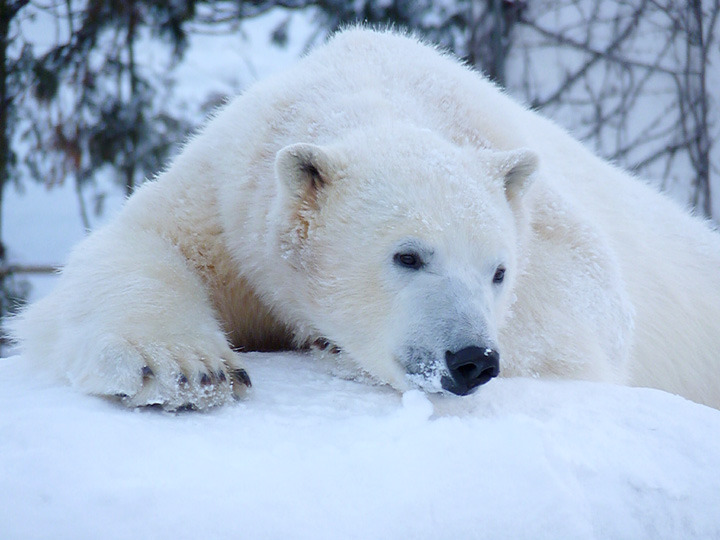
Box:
493, 266, 506, 284
394, 251, 424, 270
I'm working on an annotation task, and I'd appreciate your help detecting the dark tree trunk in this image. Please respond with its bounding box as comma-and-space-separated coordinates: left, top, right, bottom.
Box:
0, 0, 11, 264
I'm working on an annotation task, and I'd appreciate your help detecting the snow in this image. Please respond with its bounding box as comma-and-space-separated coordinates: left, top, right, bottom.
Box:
2, 351, 719, 540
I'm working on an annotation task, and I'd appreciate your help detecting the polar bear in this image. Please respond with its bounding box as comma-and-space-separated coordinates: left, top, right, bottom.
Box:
10, 28, 720, 410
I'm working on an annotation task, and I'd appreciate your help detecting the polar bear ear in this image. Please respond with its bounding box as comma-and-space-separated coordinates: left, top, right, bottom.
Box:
275, 143, 337, 204
495, 148, 539, 200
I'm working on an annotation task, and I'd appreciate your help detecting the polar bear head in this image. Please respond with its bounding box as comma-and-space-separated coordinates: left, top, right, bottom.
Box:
273, 124, 537, 395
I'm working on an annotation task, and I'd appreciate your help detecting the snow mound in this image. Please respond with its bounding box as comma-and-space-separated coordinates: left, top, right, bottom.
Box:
1, 352, 719, 540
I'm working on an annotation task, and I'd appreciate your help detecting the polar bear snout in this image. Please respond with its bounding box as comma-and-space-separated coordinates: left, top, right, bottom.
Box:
442, 346, 500, 396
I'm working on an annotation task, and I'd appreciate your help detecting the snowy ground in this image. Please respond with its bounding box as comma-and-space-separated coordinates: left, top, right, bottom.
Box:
2, 351, 719, 540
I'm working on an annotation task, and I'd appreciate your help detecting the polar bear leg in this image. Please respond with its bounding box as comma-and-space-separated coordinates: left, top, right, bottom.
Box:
10, 225, 250, 410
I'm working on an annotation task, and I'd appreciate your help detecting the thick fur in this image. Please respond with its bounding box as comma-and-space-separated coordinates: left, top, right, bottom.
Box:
10, 28, 720, 409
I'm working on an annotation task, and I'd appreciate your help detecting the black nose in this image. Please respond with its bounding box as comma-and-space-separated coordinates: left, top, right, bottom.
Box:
442, 346, 500, 395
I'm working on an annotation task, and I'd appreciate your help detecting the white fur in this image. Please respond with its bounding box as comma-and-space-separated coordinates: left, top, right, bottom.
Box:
10, 28, 720, 409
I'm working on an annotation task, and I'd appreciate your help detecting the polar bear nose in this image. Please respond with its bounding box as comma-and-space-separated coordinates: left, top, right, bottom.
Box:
443, 346, 500, 395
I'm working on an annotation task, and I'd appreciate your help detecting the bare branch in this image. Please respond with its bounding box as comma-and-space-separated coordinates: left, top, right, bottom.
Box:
0, 264, 60, 278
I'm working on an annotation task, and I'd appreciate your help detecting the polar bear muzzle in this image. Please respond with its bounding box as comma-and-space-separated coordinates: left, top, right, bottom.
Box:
442, 346, 500, 395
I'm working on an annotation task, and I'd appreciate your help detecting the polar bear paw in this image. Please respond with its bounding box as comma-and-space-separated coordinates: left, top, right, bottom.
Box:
81, 338, 252, 411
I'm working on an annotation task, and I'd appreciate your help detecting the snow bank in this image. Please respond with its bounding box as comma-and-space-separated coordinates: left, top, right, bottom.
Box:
1, 352, 719, 540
